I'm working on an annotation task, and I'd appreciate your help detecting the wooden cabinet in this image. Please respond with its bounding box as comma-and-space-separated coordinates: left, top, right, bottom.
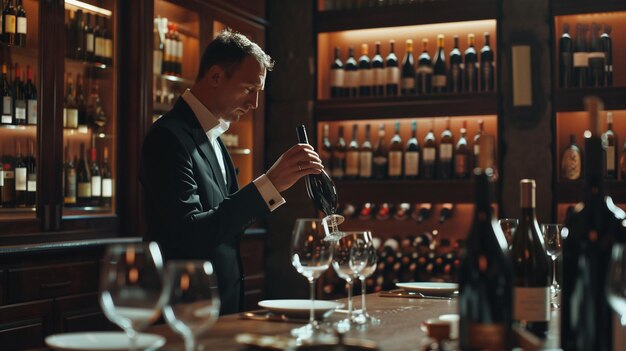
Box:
0, 300, 54, 351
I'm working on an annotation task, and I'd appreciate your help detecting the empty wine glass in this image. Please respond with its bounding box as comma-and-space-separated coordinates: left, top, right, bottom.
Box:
290, 218, 334, 339
349, 231, 379, 325
332, 231, 371, 331
607, 243, 626, 351
498, 218, 518, 249
162, 260, 220, 351
543, 224, 563, 308
99, 242, 164, 351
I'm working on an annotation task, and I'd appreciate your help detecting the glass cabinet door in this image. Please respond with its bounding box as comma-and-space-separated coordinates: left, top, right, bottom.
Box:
62, 0, 116, 217
0, 0, 39, 221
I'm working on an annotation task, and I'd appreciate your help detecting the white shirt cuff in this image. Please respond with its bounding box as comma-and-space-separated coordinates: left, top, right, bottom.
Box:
253, 174, 286, 212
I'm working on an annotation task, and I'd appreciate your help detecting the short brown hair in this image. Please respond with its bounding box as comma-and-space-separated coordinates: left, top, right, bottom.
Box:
196, 28, 274, 82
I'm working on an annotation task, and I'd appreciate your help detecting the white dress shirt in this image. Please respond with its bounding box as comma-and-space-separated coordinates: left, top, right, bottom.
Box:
181, 89, 285, 211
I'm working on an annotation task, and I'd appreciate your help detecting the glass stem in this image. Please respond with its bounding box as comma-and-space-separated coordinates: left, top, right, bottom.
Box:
552, 258, 558, 292
309, 277, 316, 326
184, 335, 196, 351
360, 276, 367, 315
347, 278, 353, 321
126, 329, 138, 351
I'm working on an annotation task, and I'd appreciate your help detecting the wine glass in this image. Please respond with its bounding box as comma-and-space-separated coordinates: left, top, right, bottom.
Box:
543, 224, 563, 308
498, 218, 518, 249
162, 260, 220, 351
607, 243, 626, 351
349, 231, 379, 325
332, 231, 371, 330
290, 218, 335, 339
99, 242, 164, 351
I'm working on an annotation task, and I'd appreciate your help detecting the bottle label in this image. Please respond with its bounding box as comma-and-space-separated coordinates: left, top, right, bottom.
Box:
573, 52, 589, 67
86, 33, 95, 53
440, 144, 453, 160
4, 170, 14, 179
455, 154, 467, 174
102, 178, 113, 197
0, 170, 3, 186
330, 69, 344, 87
561, 149, 581, 180
96, 37, 105, 58
5, 15, 16, 34
345, 71, 359, 88
65, 170, 77, 202
3, 96, 12, 115
17, 17, 26, 35
27, 99, 37, 124
514, 287, 550, 322
78, 182, 92, 198
164, 38, 172, 59
423, 147, 436, 161
360, 69, 373, 86
359, 152, 372, 178
386, 66, 400, 84
404, 152, 419, 176
1, 114, 11, 124
474, 144, 480, 156
105, 39, 113, 60
27, 177, 35, 192
66, 108, 78, 128
373, 68, 385, 86
417, 65, 433, 74
15, 167, 26, 191
388, 151, 402, 176
346, 151, 359, 176
153, 50, 163, 75
91, 175, 102, 197
588, 52, 605, 60
15, 107, 26, 121
468, 323, 507, 350
607, 146, 615, 171
402, 77, 415, 90
432, 74, 447, 87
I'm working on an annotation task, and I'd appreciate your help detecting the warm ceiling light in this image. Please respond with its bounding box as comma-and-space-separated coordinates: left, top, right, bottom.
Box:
65, 0, 112, 17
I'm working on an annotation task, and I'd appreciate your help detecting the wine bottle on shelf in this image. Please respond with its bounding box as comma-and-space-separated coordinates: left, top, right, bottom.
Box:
101, 146, 112, 207
385, 40, 399, 96
412, 203, 432, 223
449, 35, 463, 93
416, 38, 432, 95
345, 124, 360, 179
439, 203, 454, 223
372, 123, 388, 179
401, 39, 415, 96
332, 126, 346, 179
76, 143, 91, 207
89, 82, 107, 131
464, 33, 478, 93
393, 203, 410, 221
562, 96, 619, 351
480, 32, 495, 92
439, 117, 454, 179
344, 47, 359, 98
26, 139, 35, 207
455, 121, 470, 179
388, 122, 403, 179
375, 203, 391, 220
359, 202, 374, 220
459, 135, 512, 351
473, 119, 484, 160
95, 16, 106, 65
153, 17, 164, 75
511, 179, 550, 339
76, 74, 88, 133
2, 148, 15, 208
422, 122, 436, 179
74, 10, 84, 60
601, 24, 612, 86
573, 24, 589, 88
14, 141, 26, 208
588, 23, 605, 88
64, 145, 77, 206
372, 41, 385, 97
330, 47, 344, 98
15, 0, 25, 48
561, 134, 582, 180
3, 0, 16, 46
432, 34, 447, 93
320, 124, 333, 171
358, 43, 372, 97
404, 120, 420, 179
559, 23, 573, 88
161, 19, 171, 75
85, 13, 95, 63
359, 123, 373, 179
602, 111, 617, 179
25, 65, 36, 125
296, 125, 340, 218
90, 147, 101, 206
103, 17, 113, 67
64, 72, 78, 129
1, 64, 12, 125
13, 63, 25, 126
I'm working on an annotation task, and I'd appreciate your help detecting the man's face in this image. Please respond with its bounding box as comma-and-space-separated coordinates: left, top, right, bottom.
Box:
214, 56, 266, 122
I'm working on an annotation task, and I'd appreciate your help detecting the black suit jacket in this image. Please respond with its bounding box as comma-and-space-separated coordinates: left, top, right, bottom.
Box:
140, 99, 270, 315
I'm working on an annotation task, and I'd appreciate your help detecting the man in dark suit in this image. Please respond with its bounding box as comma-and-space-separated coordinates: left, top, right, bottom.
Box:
140, 29, 323, 315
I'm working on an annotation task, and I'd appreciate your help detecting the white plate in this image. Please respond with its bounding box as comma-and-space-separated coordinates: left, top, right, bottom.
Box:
258, 299, 342, 319
45, 332, 166, 351
396, 282, 459, 296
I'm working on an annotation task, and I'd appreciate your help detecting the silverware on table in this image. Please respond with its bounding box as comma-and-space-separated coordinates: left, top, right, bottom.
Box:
239, 310, 309, 323
379, 289, 458, 300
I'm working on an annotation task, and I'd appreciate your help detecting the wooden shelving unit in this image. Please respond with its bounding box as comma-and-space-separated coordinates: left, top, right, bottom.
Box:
555, 87, 626, 112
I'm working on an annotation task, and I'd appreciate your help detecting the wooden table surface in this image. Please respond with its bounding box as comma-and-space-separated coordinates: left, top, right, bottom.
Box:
150, 293, 460, 350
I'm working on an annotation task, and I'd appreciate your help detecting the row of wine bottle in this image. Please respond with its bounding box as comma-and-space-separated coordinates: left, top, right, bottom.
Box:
63, 72, 107, 131
559, 22, 613, 88
153, 17, 184, 77
0, 0, 27, 47
321, 119, 492, 180
561, 111, 620, 180
339, 202, 454, 223
63, 143, 113, 208
0, 62, 36, 126
329, 32, 495, 98
66, 9, 113, 66
0, 139, 35, 208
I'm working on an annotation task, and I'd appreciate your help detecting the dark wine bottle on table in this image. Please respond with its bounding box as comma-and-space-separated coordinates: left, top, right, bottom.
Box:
459, 135, 512, 351
561, 96, 621, 351
511, 179, 550, 339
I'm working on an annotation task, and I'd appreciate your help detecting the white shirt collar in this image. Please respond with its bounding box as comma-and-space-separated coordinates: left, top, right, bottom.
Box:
181, 89, 230, 140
